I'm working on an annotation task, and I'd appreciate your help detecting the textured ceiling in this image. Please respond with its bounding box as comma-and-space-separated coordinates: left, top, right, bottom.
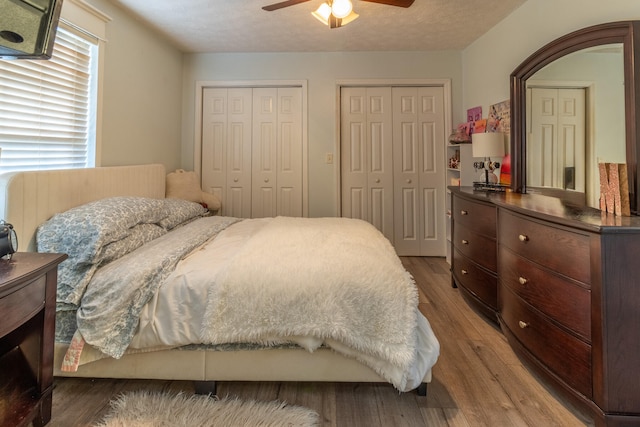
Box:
108, 0, 527, 53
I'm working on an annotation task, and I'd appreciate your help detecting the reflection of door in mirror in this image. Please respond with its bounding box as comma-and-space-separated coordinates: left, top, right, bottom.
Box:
524, 43, 625, 209
527, 86, 586, 202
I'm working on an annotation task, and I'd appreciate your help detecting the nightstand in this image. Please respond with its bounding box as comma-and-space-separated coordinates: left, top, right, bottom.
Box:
0, 252, 67, 427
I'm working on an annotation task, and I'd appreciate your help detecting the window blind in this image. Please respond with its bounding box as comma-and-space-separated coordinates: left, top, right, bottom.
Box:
0, 28, 96, 172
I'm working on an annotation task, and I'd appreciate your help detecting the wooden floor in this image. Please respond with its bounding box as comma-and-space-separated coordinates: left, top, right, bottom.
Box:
46, 256, 594, 427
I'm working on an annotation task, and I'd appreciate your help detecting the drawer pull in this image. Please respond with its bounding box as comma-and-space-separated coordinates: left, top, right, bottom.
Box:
461, 269, 468, 275
461, 239, 469, 245
460, 210, 468, 215
518, 234, 529, 242
518, 321, 529, 329
518, 276, 528, 285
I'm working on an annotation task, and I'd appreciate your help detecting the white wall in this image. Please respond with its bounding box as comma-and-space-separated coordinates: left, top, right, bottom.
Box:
181, 51, 462, 217
89, 0, 640, 215
88, 0, 184, 170
462, 0, 640, 135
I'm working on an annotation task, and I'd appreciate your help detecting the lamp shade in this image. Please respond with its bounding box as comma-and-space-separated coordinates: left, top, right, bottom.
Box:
472, 132, 505, 158
312, 3, 332, 24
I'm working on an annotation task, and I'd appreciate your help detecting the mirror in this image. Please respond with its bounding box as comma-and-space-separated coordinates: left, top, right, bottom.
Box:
510, 21, 640, 214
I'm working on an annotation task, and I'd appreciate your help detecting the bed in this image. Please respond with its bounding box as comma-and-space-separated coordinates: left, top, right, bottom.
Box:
0, 163, 439, 395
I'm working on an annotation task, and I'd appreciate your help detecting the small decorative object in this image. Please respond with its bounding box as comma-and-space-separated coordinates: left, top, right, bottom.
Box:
488, 100, 511, 133
499, 154, 511, 186
0, 220, 17, 259
472, 132, 506, 190
467, 106, 482, 122
448, 150, 460, 169
467, 106, 483, 135
473, 119, 487, 134
599, 163, 630, 216
166, 169, 221, 211
448, 126, 471, 144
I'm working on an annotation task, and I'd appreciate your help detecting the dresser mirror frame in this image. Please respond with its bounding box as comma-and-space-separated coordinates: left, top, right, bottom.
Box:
510, 21, 640, 214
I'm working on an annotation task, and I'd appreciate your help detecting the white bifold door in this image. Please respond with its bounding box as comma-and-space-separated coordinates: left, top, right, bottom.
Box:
341, 86, 446, 256
527, 87, 586, 194
201, 87, 303, 218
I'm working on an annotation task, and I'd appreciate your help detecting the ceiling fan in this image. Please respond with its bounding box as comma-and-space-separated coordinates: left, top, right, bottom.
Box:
262, 0, 415, 28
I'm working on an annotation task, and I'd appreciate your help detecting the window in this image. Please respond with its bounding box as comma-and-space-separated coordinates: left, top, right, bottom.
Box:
0, 27, 98, 172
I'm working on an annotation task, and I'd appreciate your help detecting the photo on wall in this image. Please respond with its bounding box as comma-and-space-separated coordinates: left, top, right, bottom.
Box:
488, 100, 510, 133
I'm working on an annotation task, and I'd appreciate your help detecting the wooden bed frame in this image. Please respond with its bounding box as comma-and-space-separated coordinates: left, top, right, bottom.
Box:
0, 164, 431, 394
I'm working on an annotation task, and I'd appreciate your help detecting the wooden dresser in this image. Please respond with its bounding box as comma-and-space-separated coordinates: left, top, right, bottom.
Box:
0, 252, 67, 427
449, 187, 640, 427
450, 189, 498, 322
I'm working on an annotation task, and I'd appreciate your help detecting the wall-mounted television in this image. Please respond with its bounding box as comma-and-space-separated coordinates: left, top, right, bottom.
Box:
0, 0, 63, 60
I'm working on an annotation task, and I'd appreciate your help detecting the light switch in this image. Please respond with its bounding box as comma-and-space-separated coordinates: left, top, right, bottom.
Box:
326, 153, 333, 164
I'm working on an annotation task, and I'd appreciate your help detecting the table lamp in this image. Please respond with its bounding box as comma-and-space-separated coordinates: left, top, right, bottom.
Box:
472, 132, 505, 185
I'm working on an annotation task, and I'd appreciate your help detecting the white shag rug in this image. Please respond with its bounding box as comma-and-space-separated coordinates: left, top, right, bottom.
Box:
93, 391, 320, 427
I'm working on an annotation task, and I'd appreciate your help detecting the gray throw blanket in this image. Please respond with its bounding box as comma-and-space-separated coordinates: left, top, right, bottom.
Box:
76, 216, 240, 358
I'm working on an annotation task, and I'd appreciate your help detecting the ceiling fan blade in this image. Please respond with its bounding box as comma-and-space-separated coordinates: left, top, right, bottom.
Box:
361, 0, 415, 7
262, 0, 312, 11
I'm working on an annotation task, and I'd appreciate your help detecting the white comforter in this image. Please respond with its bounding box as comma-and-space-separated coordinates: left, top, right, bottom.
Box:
77, 217, 440, 392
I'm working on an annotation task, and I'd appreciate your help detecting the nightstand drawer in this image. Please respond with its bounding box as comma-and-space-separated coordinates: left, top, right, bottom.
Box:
500, 285, 592, 398
453, 222, 496, 271
0, 275, 46, 339
452, 248, 497, 310
453, 196, 496, 237
499, 246, 591, 340
498, 209, 590, 283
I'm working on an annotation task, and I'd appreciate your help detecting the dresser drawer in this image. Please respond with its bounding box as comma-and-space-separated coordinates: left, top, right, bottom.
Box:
500, 285, 592, 398
453, 222, 496, 271
498, 209, 590, 283
499, 247, 590, 340
453, 196, 496, 237
452, 248, 497, 310
0, 275, 46, 339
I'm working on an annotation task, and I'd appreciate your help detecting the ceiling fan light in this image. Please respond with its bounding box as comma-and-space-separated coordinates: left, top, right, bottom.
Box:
312, 3, 332, 25
340, 10, 359, 25
331, 0, 353, 19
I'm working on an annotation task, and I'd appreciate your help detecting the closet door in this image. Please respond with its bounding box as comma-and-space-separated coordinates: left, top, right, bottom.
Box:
201, 88, 252, 217
202, 86, 303, 218
252, 88, 278, 217
392, 86, 445, 256
528, 87, 586, 193
341, 87, 394, 241
252, 87, 303, 218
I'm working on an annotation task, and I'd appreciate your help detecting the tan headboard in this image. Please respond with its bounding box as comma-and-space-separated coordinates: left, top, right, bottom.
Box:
0, 164, 166, 252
